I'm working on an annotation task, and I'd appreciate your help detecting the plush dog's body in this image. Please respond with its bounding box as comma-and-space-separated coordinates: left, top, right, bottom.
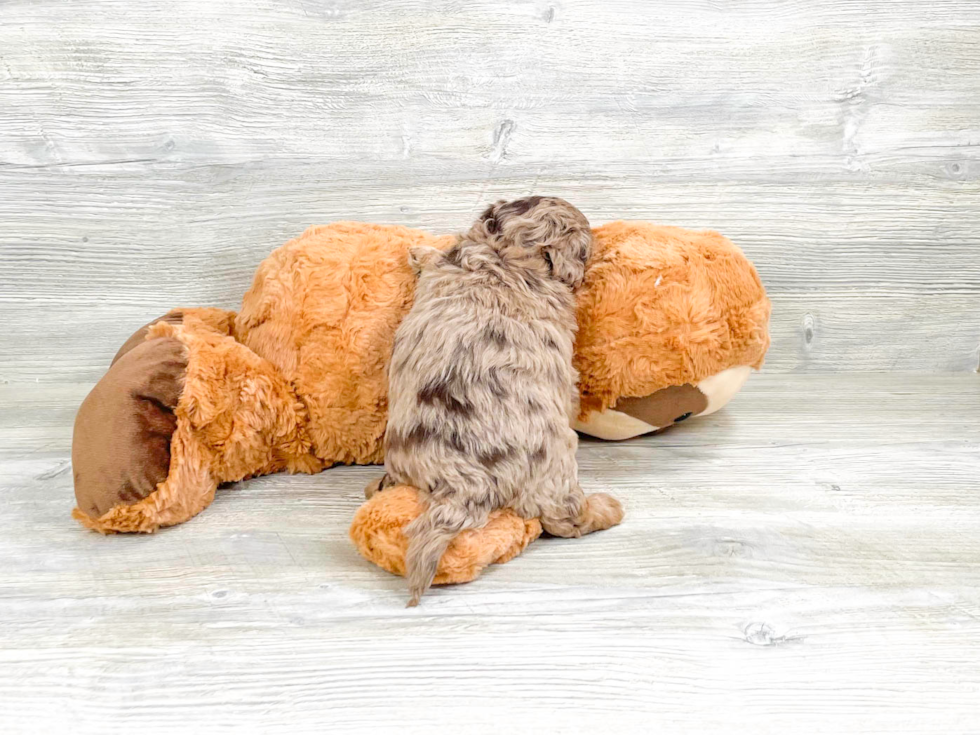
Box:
368, 197, 624, 605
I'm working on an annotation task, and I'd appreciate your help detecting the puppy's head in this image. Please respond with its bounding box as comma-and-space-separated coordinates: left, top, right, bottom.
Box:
472, 196, 592, 289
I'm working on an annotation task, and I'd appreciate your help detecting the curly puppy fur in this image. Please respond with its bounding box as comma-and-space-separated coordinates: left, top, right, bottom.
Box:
368, 196, 624, 605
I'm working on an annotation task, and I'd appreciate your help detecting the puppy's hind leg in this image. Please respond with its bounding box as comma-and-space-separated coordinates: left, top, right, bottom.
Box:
404, 493, 490, 606
540, 485, 624, 539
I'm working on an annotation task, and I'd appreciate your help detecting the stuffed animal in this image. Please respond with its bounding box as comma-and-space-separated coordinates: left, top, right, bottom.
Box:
71, 218, 770, 584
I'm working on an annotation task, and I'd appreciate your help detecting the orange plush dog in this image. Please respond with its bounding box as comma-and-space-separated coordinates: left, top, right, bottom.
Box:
71, 219, 770, 585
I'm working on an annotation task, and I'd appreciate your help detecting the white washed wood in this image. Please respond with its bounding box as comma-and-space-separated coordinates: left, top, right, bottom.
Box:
1, 0, 979, 379
1, 374, 979, 733
3, 0, 980, 731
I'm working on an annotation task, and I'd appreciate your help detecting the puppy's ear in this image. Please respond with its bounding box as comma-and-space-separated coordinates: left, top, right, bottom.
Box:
407, 245, 442, 274
477, 200, 507, 236
543, 225, 592, 289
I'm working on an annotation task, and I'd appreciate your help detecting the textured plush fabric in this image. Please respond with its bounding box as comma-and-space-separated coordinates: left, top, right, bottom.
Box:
72, 335, 187, 520
237, 223, 454, 466
72, 220, 770, 583
350, 486, 542, 585
74, 308, 320, 533
110, 310, 187, 366
576, 222, 770, 417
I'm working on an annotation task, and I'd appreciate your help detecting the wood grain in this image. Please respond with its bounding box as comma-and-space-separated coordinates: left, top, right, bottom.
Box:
1, 0, 979, 379
2, 374, 979, 732
3, 0, 980, 731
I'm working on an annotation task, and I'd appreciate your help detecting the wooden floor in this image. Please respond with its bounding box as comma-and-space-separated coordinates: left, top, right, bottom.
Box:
1, 373, 978, 732
3, 0, 979, 730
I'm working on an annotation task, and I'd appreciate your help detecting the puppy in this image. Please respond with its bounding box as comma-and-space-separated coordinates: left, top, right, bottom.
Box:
367, 196, 624, 605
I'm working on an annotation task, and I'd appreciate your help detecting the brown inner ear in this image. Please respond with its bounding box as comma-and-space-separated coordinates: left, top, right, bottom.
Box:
112, 310, 184, 365
614, 384, 709, 429
75, 318, 188, 520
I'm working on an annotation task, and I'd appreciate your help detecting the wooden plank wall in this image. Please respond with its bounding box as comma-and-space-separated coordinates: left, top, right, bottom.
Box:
1, 0, 979, 382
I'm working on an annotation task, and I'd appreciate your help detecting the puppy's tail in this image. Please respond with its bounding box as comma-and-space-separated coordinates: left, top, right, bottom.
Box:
404, 498, 479, 607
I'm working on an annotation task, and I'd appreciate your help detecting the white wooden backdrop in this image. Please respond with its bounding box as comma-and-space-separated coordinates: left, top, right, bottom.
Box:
2, 0, 979, 382
2, 1, 980, 733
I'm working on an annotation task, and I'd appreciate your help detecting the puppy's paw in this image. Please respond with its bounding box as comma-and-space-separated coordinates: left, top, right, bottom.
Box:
582, 492, 625, 531
407, 245, 442, 274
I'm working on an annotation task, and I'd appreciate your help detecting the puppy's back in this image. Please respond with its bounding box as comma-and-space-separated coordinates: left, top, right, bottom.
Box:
387, 197, 593, 604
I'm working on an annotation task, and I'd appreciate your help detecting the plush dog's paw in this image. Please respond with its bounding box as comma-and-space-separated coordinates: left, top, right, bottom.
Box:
350, 485, 542, 585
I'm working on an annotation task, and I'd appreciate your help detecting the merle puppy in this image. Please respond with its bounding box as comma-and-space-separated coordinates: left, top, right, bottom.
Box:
366, 196, 624, 605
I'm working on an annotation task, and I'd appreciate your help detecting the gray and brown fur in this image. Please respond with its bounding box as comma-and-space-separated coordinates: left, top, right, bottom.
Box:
367, 196, 624, 605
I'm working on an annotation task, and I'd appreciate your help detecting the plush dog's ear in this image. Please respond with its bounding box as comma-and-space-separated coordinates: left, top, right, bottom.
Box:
543, 224, 592, 289
407, 245, 442, 274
